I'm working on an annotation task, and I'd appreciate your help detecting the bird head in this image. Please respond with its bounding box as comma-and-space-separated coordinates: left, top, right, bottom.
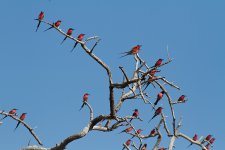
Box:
84, 93, 90, 96
134, 109, 138, 112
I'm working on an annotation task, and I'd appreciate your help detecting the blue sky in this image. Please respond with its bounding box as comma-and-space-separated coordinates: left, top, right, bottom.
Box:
0, 1, 224, 149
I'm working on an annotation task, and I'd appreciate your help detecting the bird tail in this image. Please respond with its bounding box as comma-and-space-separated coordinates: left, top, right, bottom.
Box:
71, 42, 78, 52
79, 103, 85, 111
61, 37, 67, 45
187, 143, 192, 148
35, 21, 41, 32
44, 26, 53, 32
154, 99, 158, 106
120, 52, 131, 58
0, 115, 7, 121
14, 122, 20, 132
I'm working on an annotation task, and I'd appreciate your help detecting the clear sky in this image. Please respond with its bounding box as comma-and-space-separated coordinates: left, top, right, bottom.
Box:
0, 1, 224, 150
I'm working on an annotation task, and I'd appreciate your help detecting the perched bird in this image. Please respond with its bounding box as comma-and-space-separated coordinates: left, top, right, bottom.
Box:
205, 135, 212, 141
209, 138, 215, 144
154, 91, 165, 106
148, 69, 160, 77
150, 128, 156, 136
178, 95, 186, 103
120, 45, 141, 58
35, 11, 44, 32
141, 144, 147, 150
154, 59, 163, 67
44, 20, 61, 32
71, 33, 85, 52
130, 109, 139, 122
131, 129, 143, 139
187, 134, 198, 148
79, 93, 90, 110
205, 138, 216, 149
122, 139, 132, 150
0, 108, 18, 121
119, 127, 133, 134
149, 107, 163, 123
14, 113, 27, 131
61, 28, 74, 44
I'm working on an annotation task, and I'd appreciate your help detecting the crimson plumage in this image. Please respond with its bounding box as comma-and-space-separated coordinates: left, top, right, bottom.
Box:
35, 11, 44, 32
61, 28, 74, 44
80, 93, 90, 110
120, 45, 141, 58
71, 33, 85, 52
14, 113, 27, 131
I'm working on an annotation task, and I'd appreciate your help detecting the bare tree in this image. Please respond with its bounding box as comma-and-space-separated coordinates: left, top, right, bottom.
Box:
0, 11, 215, 150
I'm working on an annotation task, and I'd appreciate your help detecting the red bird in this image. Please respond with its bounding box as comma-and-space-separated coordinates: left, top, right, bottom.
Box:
149, 69, 160, 77
130, 109, 139, 122
150, 128, 156, 136
119, 127, 133, 134
131, 129, 143, 139
205, 134, 212, 141
178, 95, 186, 103
14, 113, 27, 131
35, 11, 44, 32
61, 28, 74, 44
205, 138, 215, 149
0, 108, 18, 121
209, 138, 215, 144
79, 93, 90, 110
71, 33, 85, 52
44, 20, 62, 32
154, 59, 163, 67
154, 91, 165, 106
122, 139, 132, 150
120, 45, 141, 58
187, 134, 198, 147
149, 107, 163, 123
141, 144, 147, 150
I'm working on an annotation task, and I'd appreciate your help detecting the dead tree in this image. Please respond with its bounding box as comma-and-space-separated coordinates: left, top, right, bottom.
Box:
0, 11, 215, 150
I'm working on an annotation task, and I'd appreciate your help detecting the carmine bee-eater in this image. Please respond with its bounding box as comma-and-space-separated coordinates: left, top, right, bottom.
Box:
150, 128, 156, 136
122, 139, 132, 150
209, 138, 215, 144
61, 28, 74, 44
44, 20, 61, 32
149, 69, 160, 77
71, 33, 85, 52
130, 109, 139, 122
0, 108, 18, 121
154, 59, 163, 67
119, 126, 133, 134
154, 91, 165, 106
120, 45, 141, 58
131, 129, 143, 139
79, 93, 90, 111
149, 107, 163, 123
205, 138, 215, 150
205, 134, 212, 141
141, 144, 147, 150
35, 11, 44, 32
178, 95, 186, 103
14, 113, 27, 131
187, 134, 198, 148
